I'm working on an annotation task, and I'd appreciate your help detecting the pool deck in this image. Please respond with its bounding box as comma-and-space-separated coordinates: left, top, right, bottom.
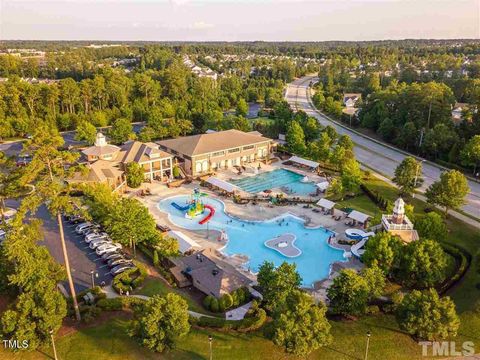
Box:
264, 233, 301, 257
133, 161, 366, 302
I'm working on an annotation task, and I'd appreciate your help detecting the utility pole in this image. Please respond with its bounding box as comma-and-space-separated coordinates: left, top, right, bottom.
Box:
50, 330, 58, 360
208, 335, 213, 360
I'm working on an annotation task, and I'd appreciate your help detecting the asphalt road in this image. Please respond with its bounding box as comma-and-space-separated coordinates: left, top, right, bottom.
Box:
285, 76, 480, 221
5, 200, 113, 294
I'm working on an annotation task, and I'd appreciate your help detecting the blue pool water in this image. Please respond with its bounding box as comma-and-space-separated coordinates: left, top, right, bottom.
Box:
158, 195, 345, 287
230, 168, 317, 195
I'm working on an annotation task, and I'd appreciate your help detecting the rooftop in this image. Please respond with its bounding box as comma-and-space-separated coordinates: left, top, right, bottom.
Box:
158, 129, 271, 157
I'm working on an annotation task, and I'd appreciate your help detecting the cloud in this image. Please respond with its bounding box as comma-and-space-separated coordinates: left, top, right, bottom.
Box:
189, 21, 214, 30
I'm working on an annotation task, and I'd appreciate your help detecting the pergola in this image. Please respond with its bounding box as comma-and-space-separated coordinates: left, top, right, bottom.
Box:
316, 198, 336, 214
205, 177, 239, 193
288, 156, 319, 170
347, 210, 371, 228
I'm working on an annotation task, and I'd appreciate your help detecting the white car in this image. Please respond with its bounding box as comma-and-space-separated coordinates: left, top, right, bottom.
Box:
79, 224, 100, 235
89, 238, 112, 249
75, 222, 93, 234
85, 232, 108, 243
96, 243, 122, 255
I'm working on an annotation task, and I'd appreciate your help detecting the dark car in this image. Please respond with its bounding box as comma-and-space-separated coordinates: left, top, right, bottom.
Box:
110, 263, 135, 276
16, 154, 32, 167
108, 258, 132, 268
103, 253, 124, 263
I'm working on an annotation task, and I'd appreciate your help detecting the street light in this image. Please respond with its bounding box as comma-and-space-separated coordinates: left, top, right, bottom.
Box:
364, 331, 371, 360
208, 335, 213, 360
50, 329, 58, 360
90, 270, 98, 288
413, 159, 426, 198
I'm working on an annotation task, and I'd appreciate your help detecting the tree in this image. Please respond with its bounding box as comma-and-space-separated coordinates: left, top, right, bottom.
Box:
129, 293, 190, 352
75, 121, 97, 145
425, 170, 469, 217
18, 124, 82, 321
362, 232, 402, 275
286, 120, 306, 154
337, 134, 354, 151
461, 135, 480, 175
362, 264, 386, 299
257, 261, 301, 314
236, 98, 248, 117
415, 212, 447, 241
396, 289, 459, 340
326, 177, 344, 200
125, 162, 144, 188
327, 269, 370, 316
393, 157, 422, 196
109, 118, 133, 144
398, 239, 448, 288
340, 158, 363, 194
273, 290, 332, 356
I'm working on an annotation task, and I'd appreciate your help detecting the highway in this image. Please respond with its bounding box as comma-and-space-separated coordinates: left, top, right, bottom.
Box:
285, 76, 480, 222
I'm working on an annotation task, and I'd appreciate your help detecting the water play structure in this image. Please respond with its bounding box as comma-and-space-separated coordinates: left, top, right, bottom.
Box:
171, 188, 215, 224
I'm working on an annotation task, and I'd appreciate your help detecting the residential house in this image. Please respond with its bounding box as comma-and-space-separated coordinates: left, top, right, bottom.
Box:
158, 129, 274, 177
343, 93, 362, 108
451, 102, 470, 124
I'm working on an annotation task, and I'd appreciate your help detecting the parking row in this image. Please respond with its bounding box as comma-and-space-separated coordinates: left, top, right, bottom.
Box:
65, 215, 136, 277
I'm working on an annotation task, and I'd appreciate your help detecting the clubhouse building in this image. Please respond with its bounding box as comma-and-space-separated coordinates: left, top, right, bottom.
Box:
158, 129, 274, 177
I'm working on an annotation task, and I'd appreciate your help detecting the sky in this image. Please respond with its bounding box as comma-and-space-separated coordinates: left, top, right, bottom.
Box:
0, 0, 479, 41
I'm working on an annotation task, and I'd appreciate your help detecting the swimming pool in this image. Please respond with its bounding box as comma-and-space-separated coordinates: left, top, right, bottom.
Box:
158, 195, 346, 287
230, 168, 317, 195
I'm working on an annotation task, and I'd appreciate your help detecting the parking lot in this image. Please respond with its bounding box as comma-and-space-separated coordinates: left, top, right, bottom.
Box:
6, 200, 113, 294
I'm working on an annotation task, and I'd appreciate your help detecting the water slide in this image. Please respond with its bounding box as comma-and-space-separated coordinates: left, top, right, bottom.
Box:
199, 205, 215, 225
351, 237, 369, 258
171, 202, 191, 211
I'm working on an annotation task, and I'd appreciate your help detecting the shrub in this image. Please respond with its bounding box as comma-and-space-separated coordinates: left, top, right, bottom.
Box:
210, 298, 220, 312
80, 305, 101, 323
112, 261, 148, 294
366, 305, 380, 315
172, 166, 180, 178
97, 298, 123, 311
220, 293, 234, 310
203, 295, 215, 309
196, 306, 266, 332
153, 250, 159, 266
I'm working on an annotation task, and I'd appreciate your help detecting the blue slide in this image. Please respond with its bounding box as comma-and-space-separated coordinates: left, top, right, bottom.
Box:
171, 202, 190, 211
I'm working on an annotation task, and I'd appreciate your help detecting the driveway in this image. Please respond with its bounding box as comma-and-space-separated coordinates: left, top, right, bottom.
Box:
5, 200, 113, 294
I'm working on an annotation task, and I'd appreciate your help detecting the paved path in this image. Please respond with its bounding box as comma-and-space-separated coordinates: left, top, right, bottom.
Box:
285, 76, 480, 226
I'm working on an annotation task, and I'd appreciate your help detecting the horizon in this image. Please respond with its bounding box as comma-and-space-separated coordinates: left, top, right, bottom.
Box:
1, 0, 478, 42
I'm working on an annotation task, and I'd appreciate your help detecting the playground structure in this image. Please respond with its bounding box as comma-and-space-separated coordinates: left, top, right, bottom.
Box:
171, 188, 215, 225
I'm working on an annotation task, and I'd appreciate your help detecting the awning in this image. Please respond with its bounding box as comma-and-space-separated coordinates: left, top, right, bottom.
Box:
316, 181, 330, 191
348, 210, 370, 224
316, 198, 335, 210
167, 230, 200, 254
289, 156, 319, 169
206, 177, 239, 193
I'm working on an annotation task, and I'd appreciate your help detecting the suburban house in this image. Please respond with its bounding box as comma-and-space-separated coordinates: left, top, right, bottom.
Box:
69, 132, 173, 187
169, 249, 251, 298
343, 93, 362, 108
157, 129, 274, 177
381, 197, 419, 243
451, 102, 470, 124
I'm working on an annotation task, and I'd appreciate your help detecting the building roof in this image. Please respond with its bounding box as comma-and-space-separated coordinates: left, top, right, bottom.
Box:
288, 156, 319, 169
157, 129, 271, 157
82, 132, 120, 157
176, 250, 249, 297
167, 230, 200, 254
68, 160, 123, 184
118, 141, 172, 164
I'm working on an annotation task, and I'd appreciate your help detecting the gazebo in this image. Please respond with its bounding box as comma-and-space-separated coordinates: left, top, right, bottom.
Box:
288, 156, 319, 170
205, 177, 239, 194
347, 210, 370, 229
316, 198, 336, 215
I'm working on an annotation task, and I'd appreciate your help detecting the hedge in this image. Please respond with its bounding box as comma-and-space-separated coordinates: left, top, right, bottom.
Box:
437, 243, 471, 295
97, 296, 146, 311
112, 261, 148, 294
196, 307, 266, 332
360, 183, 391, 210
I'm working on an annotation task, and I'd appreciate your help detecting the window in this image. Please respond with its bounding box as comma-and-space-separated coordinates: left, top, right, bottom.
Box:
228, 148, 240, 153
243, 145, 254, 150
211, 151, 225, 157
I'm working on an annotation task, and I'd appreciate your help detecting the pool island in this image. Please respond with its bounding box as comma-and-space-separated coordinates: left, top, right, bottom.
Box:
264, 233, 301, 257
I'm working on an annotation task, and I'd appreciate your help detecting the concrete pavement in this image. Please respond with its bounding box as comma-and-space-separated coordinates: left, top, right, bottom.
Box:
285, 76, 480, 224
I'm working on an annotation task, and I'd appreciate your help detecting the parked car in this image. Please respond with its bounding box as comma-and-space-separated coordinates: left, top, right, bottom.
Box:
96, 243, 122, 255
89, 239, 112, 249
110, 263, 136, 276
84, 228, 101, 236
78, 224, 100, 235
108, 258, 132, 268
85, 232, 108, 243
69, 216, 85, 224
103, 253, 124, 263
101, 251, 123, 261
75, 222, 93, 233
